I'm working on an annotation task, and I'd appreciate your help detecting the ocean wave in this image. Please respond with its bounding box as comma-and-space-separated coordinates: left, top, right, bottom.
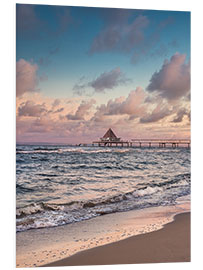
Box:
16, 147, 132, 155
16, 202, 65, 218
16, 150, 59, 154
17, 173, 190, 218
16, 184, 35, 194
132, 186, 163, 197
16, 172, 190, 232
16, 145, 190, 232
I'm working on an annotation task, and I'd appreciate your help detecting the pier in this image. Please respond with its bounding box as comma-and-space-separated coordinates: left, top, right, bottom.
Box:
91, 128, 190, 148
131, 139, 190, 148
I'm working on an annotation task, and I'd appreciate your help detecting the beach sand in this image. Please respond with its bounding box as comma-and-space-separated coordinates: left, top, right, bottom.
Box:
44, 212, 190, 267
16, 200, 190, 268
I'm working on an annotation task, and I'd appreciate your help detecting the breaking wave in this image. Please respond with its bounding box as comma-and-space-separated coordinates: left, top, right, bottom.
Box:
16, 147, 131, 155
16, 173, 190, 232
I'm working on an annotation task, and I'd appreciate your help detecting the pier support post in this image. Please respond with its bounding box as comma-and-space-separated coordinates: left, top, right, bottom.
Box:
172, 143, 176, 148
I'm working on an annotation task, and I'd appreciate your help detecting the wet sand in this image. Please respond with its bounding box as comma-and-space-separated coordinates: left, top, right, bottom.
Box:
44, 212, 190, 267
16, 201, 190, 267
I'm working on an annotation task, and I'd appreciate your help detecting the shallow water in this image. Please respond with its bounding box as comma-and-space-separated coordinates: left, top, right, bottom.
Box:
16, 145, 190, 232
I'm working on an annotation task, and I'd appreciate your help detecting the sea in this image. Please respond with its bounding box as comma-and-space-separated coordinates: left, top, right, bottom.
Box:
16, 145, 190, 233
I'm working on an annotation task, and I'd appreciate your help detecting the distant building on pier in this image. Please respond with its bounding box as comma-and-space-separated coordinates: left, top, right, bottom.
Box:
100, 128, 121, 142
93, 128, 130, 147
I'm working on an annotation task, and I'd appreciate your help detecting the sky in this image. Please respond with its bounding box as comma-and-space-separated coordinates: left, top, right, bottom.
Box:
16, 4, 190, 144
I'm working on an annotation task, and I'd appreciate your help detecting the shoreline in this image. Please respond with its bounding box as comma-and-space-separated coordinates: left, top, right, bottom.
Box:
44, 212, 190, 267
16, 200, 190, 268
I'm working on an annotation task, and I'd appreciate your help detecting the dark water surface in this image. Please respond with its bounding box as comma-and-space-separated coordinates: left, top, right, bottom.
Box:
16, 145, 190, 232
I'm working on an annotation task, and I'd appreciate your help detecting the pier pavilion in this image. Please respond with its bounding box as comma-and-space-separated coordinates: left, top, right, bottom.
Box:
92, 128, 131, 147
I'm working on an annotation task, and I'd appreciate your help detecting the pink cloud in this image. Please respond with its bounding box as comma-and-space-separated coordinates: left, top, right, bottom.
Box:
52, 99, 61, 108
18, 100, 47, 117
66, 99, 96, 120
147, 53, 190, 100
140, 101, 172, 123
172, 108, 190, 123
73, 67, 130, 95
16, 59, 38, 97
92, 87, 147, 122
90, 67, 130, 93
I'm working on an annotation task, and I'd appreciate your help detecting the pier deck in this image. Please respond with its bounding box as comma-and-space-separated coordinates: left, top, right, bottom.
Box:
92, 140, 130, 147
131, 139, 190, 148
90, 139, 190, 148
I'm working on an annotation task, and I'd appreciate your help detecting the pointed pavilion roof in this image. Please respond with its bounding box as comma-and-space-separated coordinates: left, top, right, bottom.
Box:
102, 128, 118, 140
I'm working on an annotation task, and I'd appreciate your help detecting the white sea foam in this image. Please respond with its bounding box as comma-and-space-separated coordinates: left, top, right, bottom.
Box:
17, 147, 132, 155
133, 186, 163, 197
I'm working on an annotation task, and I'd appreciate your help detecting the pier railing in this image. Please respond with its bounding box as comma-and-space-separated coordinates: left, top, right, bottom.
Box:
131, 139, 190, 148
92, 140, 130, 147
90, 138, 190, 148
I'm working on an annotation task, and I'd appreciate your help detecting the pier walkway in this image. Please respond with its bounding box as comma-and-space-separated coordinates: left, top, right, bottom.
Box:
131, 139, 190, 148
92, 139, 191, 148
90, 139, 190, 148
82, 129, 190, 148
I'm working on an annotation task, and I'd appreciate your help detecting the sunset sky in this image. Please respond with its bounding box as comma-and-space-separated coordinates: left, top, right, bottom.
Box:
16, 4, 190, 144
